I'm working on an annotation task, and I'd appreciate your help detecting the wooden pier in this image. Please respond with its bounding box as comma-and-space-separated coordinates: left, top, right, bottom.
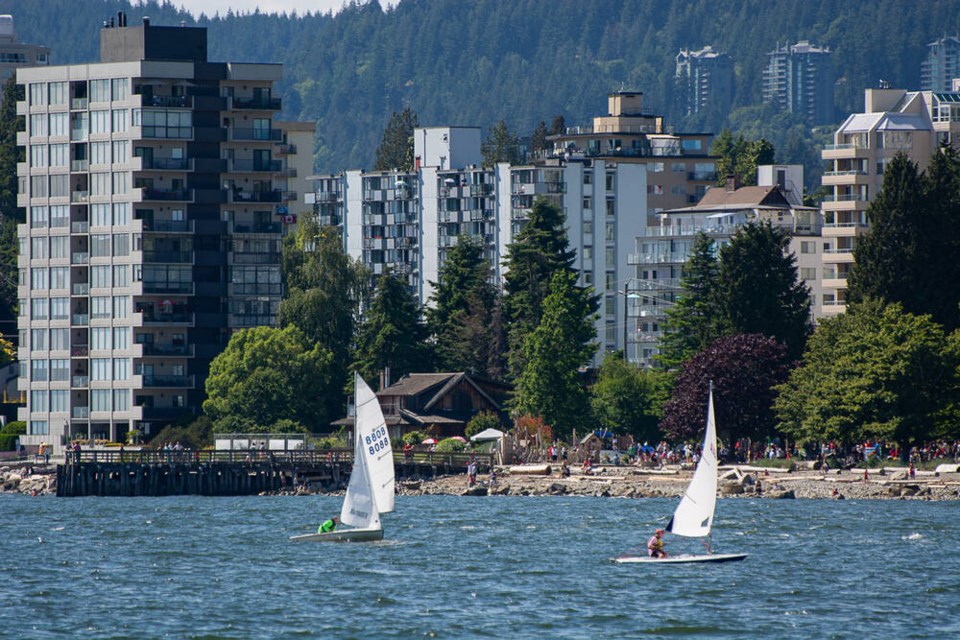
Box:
55, 450, 492, 497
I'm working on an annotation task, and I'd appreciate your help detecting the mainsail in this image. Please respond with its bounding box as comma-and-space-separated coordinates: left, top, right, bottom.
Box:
666, 386, 718, 538
353, 372, 395, 513
339, 431, 381, 529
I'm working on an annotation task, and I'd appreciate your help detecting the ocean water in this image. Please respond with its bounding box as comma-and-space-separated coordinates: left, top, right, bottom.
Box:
1, 494, 957, 639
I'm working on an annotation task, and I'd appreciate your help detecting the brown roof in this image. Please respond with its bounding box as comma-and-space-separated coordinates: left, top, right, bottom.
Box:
378, 373, 458, 397
696, 185, 788, 208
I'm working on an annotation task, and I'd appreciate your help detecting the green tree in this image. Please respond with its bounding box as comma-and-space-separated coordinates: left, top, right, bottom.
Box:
465, 411, 502, 439
502, 197, 586, 377
530, 120, 549, 156
427, 236, 504, 375
590, 353, 662, 442
711, 129, 775, 186
481, 119, 521, 166
279, 214, 368, 417
512, 270, 598, 437
0, 76, 24, 335
203, 325, 335, 433
716, 222, 812, 360
353, 272, 434, 387
774, 300, 960, 447
374, 107, 418, 171
658, 232, 721, 368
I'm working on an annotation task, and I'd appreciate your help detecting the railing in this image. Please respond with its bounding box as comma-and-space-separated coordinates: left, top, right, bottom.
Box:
142, 281, 194, 294
142, 220, 193, 233
141, 95, 193, 108
71, 375, 89, 387
71, 313, 89, 325
71, 159, 89, 172
71, 345, 89, 357
275, 143, 297, 155
231, 128, 282, 141
143, 374, 194, 388
71, 98, 88, 110
140, 311, 194, 324
231, 96, 282, 110
71, 191, 89, 203
232, 223, 282, 234
230, 189, 281, 203
142, 188, 193, 202
823, 170, 867, 177
821, 193, 864, 202
71, 221, 89, 233
141, 157, 190, 170
141, 343, 191, 356
229, 159, 281, 172
72, 406, 89, 418
72, 283, 89, 295
142, 250, 193, 263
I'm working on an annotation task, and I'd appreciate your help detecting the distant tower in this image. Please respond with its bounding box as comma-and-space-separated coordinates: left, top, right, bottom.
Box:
921, 35, 960, 92
675, 46, 734, 117
0, 14, 50, 82
762, 40, 835, 125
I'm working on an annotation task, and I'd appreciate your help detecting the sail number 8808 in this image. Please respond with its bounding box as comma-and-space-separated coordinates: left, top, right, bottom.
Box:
365, 426, 389, 456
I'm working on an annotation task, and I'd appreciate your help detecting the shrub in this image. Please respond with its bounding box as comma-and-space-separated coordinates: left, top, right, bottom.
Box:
465, 412, 501, 439
403, 430, 430, 446
435, 437, 466, 453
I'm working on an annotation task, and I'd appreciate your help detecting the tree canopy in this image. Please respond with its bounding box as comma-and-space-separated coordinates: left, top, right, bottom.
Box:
590, 353, 663, 442
203, 325, 335, 433
481, 119, 521, 167
374, 107, 418, 171
774, 300, 960, 447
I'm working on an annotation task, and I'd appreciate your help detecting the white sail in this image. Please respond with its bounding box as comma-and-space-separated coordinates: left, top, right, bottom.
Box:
666, 387, 718, 538
354, 372, 395, 513
339, 433, 381, 530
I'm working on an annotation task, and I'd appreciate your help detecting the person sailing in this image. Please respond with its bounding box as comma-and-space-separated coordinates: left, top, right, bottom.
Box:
647, 528, 668, 558
318, 516, 338, 534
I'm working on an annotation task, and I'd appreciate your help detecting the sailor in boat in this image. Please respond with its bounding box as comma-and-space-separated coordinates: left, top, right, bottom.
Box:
318, 516, 338, 534
647, 528, 668, 558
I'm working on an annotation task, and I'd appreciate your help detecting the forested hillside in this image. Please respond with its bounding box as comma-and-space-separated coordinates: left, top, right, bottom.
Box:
4, 0, 959, 178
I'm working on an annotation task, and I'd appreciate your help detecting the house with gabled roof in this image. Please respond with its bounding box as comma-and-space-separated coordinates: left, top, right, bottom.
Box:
333, 372, 511, 439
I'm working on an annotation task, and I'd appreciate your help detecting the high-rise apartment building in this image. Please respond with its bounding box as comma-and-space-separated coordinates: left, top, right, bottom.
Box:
921, 35, 960, 92
307, 126, 648, 364
762, 41, 835, 125
16, 16, 312, 452
675, 46, 734, 117
819, 87, 960, 315
0, 14, 49, 82
630, 166, 821, 368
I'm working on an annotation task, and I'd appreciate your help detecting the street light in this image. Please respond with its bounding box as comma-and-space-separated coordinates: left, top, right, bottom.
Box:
620, 283, 643, 364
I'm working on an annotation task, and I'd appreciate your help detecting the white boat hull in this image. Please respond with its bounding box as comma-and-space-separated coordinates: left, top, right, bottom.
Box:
289, 527, 384, 543
613, 552, 747, 564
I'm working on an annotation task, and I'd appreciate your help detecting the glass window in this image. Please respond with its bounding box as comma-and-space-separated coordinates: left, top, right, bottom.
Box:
111, 109, 129, 133
30, 113, 47, 137
50, 329, 68, 351
50, 206, 69, 227
49, 174, 69, 198
31, 268, 49, 290
92, 327, 111, 350
90, 141, 111, 166
31, 237, 48, 259
113, 234, 130, 256
50, 267, 68, 289
113, 358, 129, 380
113, 203, 130, 226
91, 204, 110, 227
91, 296, 111, 319
30, 145, 48, 167
113, 327, 129, 350
90, 79, 110, 103
112, 296, 129, 319
50, 390, 68, 413
49, 82, 67, 105
30, 83, 47, 106
91, 389, 111, 412
50, 297, 69, 320
31, 329, 47, 351
113, 265, 129, 287
49, 112, 68, 137
31, 359, 49, 381
112, 140, 129, 164
91, 172, 111, 195
29, 421, 49, 436
111, 78, 129, 101
49, 143, 69, 167
30, 206, 49, 229
90, 110, 110, 134
30, 175, 48, 198
50, 237, 69, 259
31, 298, 48, 320
91, 234, 111, 257
31, 390, 48, 413
50, 359, 69, 382
113, 389, 129, 412
112, 172, 130, 195
91, 358, 110, 381
91, 265, 111, 289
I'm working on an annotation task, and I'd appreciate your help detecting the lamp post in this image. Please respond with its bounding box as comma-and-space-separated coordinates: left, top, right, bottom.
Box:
621, 284, 642, 364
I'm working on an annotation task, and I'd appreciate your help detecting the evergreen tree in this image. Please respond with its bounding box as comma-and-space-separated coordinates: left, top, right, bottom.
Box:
530, 121, 549, 156
374, 107, 418, 171
0, 76, 23, 338
512, 270, 598, 437
548, 115, 566, 136
481, 119, 521, 166
918, 146, 960, 331
847, 154, 924, 313
657, 232, 721, 368
279, 214, 368, 418
716, 222, 812, 360
502, 197, 588, 378
427, 236, 504, 375
590, 353, 662, 441
352, 272, 433, 387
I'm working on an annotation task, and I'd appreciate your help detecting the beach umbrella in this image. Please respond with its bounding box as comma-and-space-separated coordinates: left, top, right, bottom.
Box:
451, 436, 467, 442
422, 437, 438, 445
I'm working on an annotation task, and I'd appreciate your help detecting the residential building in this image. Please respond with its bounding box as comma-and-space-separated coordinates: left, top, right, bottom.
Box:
332, 372, 511, 439
819, 87, 960, 315
307, 125, 648, 364
542, 91, 717, 216
675, 46, 734, 117
921, 35, 960, 92
629, 167, 821, 368
762, 41, 835, 125
16, 15, 311, 453
0, 14, 49, 82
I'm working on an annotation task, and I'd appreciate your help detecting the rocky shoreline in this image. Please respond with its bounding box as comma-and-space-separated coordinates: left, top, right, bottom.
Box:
0, 463, 57, 496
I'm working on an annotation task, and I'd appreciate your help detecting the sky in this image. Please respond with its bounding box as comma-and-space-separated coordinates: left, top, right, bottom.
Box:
177, 0, 391, 18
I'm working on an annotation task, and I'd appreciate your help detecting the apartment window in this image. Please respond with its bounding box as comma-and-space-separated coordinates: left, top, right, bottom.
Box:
112, 140, 130, 164
49, 174, 69, 198
91, 141, 110, 166
31, 329, 47, 351
49, 82, 67, 105
31, 359, 49, 381
90, 80, 110, 103
31, 176, 49, 198
29, 421, 49, 436
113, 203, 131, 225
90, 110, 110, 134
671, 162, 686, 172
650, 162, 664, 173
113, 265, 129, 287
91, 358, 110, 381
50, 206, 69, 228
583, 246, 593, 260
113, 234, 130, 257
50, 359, 69, 382
605, 247, 615, 265
113, 327, 129, 350
111, 78, 129, 101
800, 241, 816, 254
91, 204, 110, 227
30, 207, 48, 229
31, 298, 48, 320
50, 390, 68, 413
583, 220, 593, 236
114, 389, 129, 412
583, 171, 592, 185
113, 358, 130, 380
91, 296, 111, 319
606, 198, 615, 218
112, 172, 130, 195
31, 268, 49, 290
605, 222, 615, 242
30, 145, 48, 168
91, 172, 110, 196
605, 172, 616, 191
31, 390, 48, 413
30, 114, 47, 137
801, 267, 817, 281
49, 112, 68, 137
50, 297, 69, 320
92, 327, 111, 351
90, 234, 111, 258
50, 143, 68, 167
111, 109, 129, 133
29, 83, 47, 106
583, 197, 592, 210
50, 267, 68, 289
253, 118, 271, 140
112, 296, 129, 319
606, 272, 615, 291
50, 329, 68, 351
91, 389, 111, 412
91, 265, 111, 289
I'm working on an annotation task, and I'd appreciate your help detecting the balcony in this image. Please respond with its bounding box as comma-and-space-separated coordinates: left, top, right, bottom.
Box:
72, 313, 89, 325
142, 281, 194, 294
72, 406, 90, 419
232, 223, 282, 234
72, 283, 89, 296
72, 375, 89, 387
231, 96, 282, 110
71, 344, 89, 357
230, 128, 282, 142
71, 159, 89, 172
140, 126, 193, 139
71, 98, 88, 110
71, 252, 89, 265
140, 343, 193, 357
141, 157, 190, 171
71, 221, 89, 233
275, 143, 297, 155
229, 189, 281, 203
138, 311, 195, 325
143, 374, 194, 388
143, 220, 193, 233
141, 95, 193, 108
228, 159, 281, 173
71, 191, 89, 203
141, 188, 193, 202
142, 250, 193, 264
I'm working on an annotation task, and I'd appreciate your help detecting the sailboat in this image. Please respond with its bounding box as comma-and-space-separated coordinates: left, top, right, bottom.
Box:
290, 372, 395, 543
614, 383, 747, 564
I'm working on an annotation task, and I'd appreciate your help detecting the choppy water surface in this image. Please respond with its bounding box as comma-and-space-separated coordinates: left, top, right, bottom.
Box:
1, 494, 957, 639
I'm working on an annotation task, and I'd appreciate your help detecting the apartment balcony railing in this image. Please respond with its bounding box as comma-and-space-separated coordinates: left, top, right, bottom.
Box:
142, 281, 194, 294
275, 143, 297, 155
232, 223, 282, 234
141, 343, 193, 357
141, 157, 190, 171
71, 159, 89, 172
229, 189, 281, 203
72, 375, 89, 387
688, 171, 718, 181
138, 311, 195, 325
143, 374, 195, 388
72, 283, 89, 296
142, 250, 193, 263
71, 191, 89, 203
142, 188, 193, 202
823, 143, 856, 150
228, 159, 281, 172
823, 170, 868, 177
71, 250, 90, 263
72, 406, 90, 419
821, 193, 865, 202
72, 313, 89, 326
231, 96, 282, 110
143, 220, 194, 233
230, 128, 282, 142
71, 98, 88, 110
140, 126, 193, 139
71, 221, 89, 233
141, 95, 193, 108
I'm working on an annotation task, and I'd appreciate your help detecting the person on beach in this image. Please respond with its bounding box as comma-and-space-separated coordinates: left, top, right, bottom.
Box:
318, 516, 338, 534
647, 528, 667, 558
